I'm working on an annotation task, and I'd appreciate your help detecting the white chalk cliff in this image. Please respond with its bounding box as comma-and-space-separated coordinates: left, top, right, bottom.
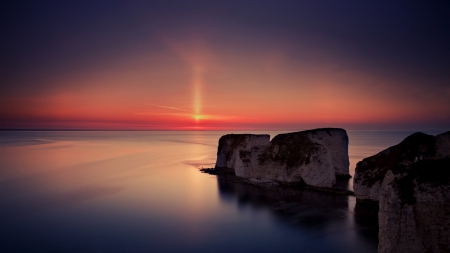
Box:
353, 131, 450, 253
214, 128, 350, 188
215, 134, 270, 171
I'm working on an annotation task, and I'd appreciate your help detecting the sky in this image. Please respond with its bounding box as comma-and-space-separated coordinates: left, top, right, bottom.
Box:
1, 0, 449, 131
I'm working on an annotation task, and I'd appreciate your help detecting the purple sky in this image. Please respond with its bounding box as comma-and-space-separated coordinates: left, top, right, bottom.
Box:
1, 1, 449, 130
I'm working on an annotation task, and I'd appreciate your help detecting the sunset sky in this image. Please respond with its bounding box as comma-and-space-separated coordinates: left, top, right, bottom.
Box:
1, 1, 449, 130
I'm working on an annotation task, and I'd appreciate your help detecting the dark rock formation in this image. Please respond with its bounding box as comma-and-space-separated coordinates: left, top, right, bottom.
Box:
353, 131, 450, 253
214, 128, 350, 188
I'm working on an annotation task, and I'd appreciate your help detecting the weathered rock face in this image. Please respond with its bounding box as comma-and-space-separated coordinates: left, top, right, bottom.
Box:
214, 128, 350, 188
353, 131, 450, 253
215, 134, 270, 170
378, 169, 450, 253
354, 131, 450, 202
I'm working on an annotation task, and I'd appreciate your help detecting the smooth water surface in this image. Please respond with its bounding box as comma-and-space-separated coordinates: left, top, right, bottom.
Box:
0, 130, 441, 252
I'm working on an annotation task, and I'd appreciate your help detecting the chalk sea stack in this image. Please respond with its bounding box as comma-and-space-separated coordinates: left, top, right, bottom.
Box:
215, 128, 350, 188
215, 134, 270, 171
354, 131, 450, 253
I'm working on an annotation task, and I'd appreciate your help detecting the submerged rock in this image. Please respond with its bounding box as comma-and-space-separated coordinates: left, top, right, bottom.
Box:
214, 128, 350, 188
353, 131, 450, 253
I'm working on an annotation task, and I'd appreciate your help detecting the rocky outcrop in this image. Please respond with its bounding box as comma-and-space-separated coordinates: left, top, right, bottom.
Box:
354, 131, 450, 202
378, 168, 450, 253
214, 128, 350, 188
215, 134, 270, 171
353, 131, 450, 253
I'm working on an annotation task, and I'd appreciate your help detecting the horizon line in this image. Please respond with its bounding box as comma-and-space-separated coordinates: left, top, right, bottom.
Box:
1, 128, 448, 132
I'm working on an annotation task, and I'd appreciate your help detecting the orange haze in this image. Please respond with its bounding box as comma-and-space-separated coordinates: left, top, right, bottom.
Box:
1, 34, 449, 130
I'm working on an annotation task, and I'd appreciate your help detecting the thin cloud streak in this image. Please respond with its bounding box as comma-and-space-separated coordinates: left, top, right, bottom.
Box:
147, 104, 190, 112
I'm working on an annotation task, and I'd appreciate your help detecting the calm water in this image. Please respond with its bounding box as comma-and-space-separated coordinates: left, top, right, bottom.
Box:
0, 130, 442, 252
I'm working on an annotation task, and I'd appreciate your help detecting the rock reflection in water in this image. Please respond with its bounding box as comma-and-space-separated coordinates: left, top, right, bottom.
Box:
354, 201, 379, 243
216, 174, 378, 252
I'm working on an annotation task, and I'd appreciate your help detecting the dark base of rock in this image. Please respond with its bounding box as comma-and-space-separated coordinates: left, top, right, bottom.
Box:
355, 198, 379, 210
354, 201, 379, 243
355, 200, 379, 216
307, 185, 355, 196
337, 174, 352, 179
200, 167, 234, 175
200, 167, 355, 196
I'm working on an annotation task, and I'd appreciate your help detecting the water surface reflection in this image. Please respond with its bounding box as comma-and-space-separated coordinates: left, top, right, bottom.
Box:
216, 176, 378, 252
0, 130, 421, 252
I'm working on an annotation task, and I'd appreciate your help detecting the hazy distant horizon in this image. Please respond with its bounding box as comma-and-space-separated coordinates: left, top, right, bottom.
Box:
0, 127, 448, 131
1, 127, 448, 131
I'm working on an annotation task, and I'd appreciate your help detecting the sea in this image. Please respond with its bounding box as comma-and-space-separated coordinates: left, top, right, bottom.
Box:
0, 130, 444, 253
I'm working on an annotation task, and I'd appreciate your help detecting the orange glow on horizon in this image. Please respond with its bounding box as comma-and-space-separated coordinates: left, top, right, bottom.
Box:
1, 34, 449, 131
